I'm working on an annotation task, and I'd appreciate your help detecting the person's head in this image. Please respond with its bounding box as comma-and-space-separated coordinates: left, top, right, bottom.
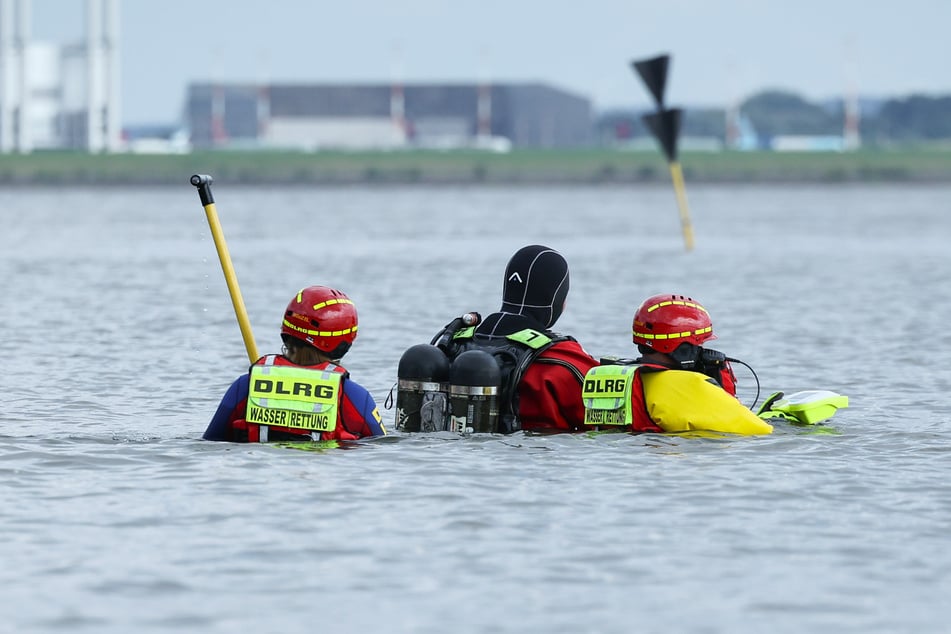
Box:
280, 286, 358, 364
632, 294, 716, 365
500, 244, 569, 328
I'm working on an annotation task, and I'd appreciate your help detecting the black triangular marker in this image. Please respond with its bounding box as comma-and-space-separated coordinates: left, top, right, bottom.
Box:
631, 54, 670, 107
642, 108, 681, 163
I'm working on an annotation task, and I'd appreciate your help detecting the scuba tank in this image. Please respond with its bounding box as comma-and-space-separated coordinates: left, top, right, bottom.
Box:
448, 349, 501, 433
395, 344, 451, 432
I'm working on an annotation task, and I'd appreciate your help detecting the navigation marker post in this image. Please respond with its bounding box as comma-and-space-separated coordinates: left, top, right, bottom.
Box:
632, 54, 670, 109
630, 54, 695, 252
189, 174, 260, 363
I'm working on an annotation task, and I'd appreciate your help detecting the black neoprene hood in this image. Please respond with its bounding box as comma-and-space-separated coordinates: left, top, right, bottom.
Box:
499, 244, 569, 328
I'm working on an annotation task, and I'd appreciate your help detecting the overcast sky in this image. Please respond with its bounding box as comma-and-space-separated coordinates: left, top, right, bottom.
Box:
27, 0, 951, 125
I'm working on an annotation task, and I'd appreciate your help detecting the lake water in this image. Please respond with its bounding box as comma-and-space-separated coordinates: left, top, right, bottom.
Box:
1, 182, 949, 633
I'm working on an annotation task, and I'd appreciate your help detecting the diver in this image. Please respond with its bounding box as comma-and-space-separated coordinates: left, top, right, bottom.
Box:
396, 244, 598, 434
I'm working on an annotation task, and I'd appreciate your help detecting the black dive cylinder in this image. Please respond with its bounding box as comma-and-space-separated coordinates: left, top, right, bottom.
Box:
396, 344, 451, 432
448, 349, 501, 433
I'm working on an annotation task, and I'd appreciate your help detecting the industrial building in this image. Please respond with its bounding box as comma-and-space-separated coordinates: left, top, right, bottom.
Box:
2, 0, 593, 154
185, 82, 593, 151
0, 0, 121, 153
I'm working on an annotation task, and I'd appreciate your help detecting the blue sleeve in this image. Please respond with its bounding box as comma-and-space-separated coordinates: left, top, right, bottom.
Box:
203, 374, 249, 441
342, 379, 387, 437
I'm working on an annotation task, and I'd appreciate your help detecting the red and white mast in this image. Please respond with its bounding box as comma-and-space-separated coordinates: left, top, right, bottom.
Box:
477, 48, 492, 139
842, 39, 861, 151
390, 43, 406, 141
0, 0, 31, 153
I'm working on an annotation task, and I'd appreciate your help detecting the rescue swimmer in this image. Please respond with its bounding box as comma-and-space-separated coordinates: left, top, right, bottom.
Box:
582, 294, 774, 436
203, 285, 386, 443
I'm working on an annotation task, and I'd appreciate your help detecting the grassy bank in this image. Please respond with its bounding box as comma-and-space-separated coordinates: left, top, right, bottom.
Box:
1, 148, 950, 185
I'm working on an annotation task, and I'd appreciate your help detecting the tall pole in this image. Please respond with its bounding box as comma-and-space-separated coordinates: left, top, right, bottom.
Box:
0, 0, 14, 153
843, 89, 860, 151
103, 0, 120, 152
210, 84, 227, 146
724, 101, 739, 150
256, 82, 269, 140
190, 175, 260, 364
842, 40, 860, 151
389, 42, 406, 142
632, 54, 694, 252
85, 0, 104, 152
255, 52, 270, 143
14, 0, 29, 153
477, 48, 491, 139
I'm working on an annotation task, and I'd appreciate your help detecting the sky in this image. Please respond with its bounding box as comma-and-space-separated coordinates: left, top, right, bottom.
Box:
26, 0, 951, 126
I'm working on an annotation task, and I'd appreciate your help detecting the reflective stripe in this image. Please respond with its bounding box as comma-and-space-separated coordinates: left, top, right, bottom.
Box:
449, 385, 499, 396
644, 299, 708, 314
282, 319, 358, 339
310, 297, 353, 311
506, 328, 552, 350
294, 291, 353, 312
248, 364, 342, 432
284, 297, 357, 338
453, 326, 476, 340
398, 379, 446, 392
632, 325, 713, 341
582, 365, 638, 427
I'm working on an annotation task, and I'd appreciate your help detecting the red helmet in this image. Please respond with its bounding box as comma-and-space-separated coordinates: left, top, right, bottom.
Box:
281, 286, 358, 358
632, 294, 716, 354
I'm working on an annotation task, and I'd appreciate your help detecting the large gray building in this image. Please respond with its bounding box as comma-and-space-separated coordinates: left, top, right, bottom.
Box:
185, 82, 592, 150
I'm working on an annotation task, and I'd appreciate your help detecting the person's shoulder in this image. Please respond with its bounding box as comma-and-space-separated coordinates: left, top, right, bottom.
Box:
647, 368, 712, 384
228, 373, 251, 392
646, 370, 739, 402
541, 339, 598, 365
341, 376, 376, 402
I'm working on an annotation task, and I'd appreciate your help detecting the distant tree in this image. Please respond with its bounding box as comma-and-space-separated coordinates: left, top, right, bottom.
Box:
594, 91, 951, 148
741, 90, 839, 138
866, 95, 951, 142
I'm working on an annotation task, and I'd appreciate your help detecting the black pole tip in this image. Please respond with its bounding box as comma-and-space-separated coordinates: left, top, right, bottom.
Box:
190, 174, 215, 205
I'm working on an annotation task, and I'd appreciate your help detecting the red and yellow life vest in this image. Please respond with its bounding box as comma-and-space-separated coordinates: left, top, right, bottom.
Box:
234, 355, 348, 442
583, 363, 773, 436
582, 363, 666, 433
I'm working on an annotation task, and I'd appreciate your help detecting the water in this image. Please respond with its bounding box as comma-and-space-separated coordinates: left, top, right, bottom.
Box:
1, 182, 949, 633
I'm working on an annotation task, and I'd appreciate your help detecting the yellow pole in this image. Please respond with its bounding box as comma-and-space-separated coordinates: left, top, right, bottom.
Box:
668, 161, 695, 252
190, 174, 260, 363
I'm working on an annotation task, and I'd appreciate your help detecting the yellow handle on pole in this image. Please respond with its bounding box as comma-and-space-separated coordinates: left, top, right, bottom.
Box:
190, 174, 260, 363
668, 161, 695, 252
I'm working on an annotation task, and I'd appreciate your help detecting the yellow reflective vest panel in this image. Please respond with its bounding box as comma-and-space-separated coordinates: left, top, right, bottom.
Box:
582, 364, 638, 427
247, 362, 343, 432
640, 369, 773, 435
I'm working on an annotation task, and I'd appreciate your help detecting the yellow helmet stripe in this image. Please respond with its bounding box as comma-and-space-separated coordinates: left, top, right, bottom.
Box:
633, 325, 713, 340
292, 290, 355, 312
282, 321, 358, 338
644, 299, 708, 314
311, 298, 354, 311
